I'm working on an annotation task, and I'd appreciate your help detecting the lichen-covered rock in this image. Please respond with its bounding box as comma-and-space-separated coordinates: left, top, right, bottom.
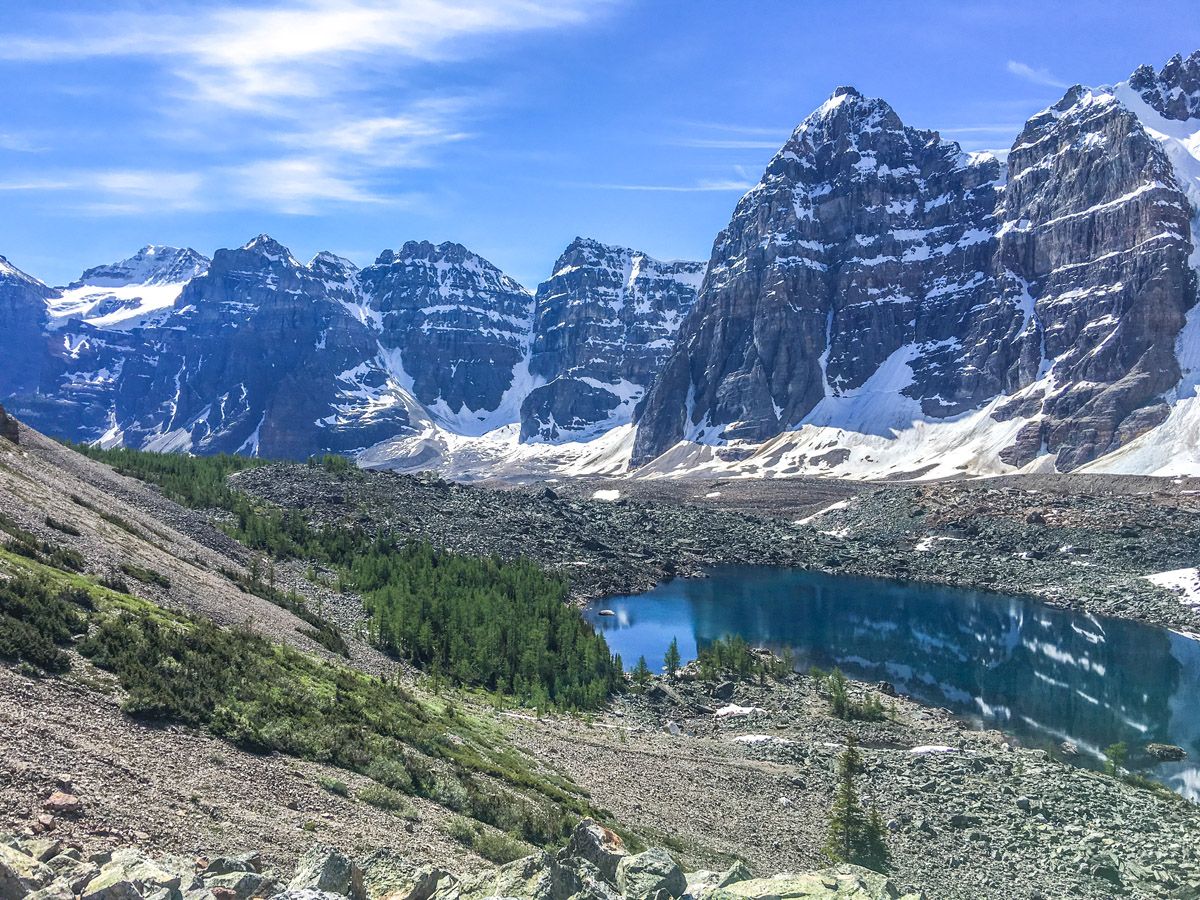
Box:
202, 872, 278, 900
288, 848, 363, 900
81, 849, 187, 900
0, 844, 55, 900
44, 855, 99, 895
614, 849, 686, 900
685, 862, 752, 900
710, 867, 922, 900
560, 819, 629, 886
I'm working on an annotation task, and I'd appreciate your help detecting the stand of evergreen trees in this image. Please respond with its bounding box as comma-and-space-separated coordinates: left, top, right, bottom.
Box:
70, 445, 623, 710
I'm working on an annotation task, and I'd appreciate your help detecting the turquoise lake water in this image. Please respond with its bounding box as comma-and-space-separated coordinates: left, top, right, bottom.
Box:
585, 566, 1200, 799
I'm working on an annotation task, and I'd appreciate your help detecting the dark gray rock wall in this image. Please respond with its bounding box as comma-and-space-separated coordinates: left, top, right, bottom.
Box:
522, 238, 702, 441
358, 241, 533, 423
0, 257, 53, 399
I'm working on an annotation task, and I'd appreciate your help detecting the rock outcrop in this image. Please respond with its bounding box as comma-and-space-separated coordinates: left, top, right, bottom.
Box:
0, 256, 54, 400
0, 403, 17, 443
0, 824, 923, 900
358, 241, 534, 432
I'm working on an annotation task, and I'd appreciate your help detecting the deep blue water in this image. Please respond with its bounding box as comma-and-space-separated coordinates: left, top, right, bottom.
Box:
585, 566, 1200, 799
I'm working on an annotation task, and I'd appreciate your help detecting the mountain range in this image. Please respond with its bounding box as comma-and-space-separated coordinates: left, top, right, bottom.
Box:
2, 51, 1199, 480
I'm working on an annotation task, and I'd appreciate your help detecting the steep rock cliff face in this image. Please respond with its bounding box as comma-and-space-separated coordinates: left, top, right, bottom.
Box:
0, 402, 18, 443
0, 256, 53, 399
634, 56, 1200, 474
521, 238, 702, 441
634, 87, 1020, 461
111, 237, 399, 458
358, 241, 534, 433
995, 85, 1195, 469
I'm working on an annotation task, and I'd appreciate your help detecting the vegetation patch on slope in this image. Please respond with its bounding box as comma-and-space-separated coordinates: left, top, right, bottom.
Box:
0, 547, 605, 848
73, 446, 624, 709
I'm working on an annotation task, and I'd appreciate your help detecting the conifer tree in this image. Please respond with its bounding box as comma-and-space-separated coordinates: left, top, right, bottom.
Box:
823, 736, 890, 871
632, 656, 652, 687
664, 637, 681, 680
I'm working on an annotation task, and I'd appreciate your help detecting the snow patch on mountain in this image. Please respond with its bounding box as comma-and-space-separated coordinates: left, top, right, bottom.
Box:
47, 246, 210, 331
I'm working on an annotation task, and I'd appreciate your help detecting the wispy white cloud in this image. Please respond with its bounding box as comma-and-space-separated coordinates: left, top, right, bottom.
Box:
0, 132, 44, 153
0, 161, 419, 217
1006, 60, 1069, 89
2, 1, 607, 110
1, 1, 611, 215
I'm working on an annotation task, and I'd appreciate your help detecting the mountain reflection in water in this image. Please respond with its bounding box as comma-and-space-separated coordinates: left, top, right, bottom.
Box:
585, 566, 1200, 800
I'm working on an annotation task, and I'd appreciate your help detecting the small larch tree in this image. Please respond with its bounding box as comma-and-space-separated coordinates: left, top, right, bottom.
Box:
664, 637, 681, 680
632, 656, 653, 687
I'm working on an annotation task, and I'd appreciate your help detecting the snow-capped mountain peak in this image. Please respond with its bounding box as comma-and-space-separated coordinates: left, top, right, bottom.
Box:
47, 245, 211, 331
70, 245, 210, 289
240, 234, 301, 267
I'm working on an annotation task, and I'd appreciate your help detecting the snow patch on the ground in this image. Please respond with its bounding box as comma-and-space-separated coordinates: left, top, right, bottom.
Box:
730, 734, 794, 745
714, 704, 766, 718
1145, 568, 1200, 609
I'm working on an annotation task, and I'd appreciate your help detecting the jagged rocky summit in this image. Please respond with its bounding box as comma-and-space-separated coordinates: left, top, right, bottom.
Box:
0, 236, 700, 462
634, 51, 1200, 477
522, 237, 704, 442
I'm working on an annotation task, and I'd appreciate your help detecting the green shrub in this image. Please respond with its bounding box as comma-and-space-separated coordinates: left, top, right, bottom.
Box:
319, 776, 350, 797
44, 517, 82, 537
120, 563, 171, 589
358, 784, 413, 815
824, 669, 886, 721
0, 577, 91, 673
443, 817, 531, 864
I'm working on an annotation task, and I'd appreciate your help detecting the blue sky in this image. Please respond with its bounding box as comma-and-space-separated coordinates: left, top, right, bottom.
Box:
2, 0, 1198, 289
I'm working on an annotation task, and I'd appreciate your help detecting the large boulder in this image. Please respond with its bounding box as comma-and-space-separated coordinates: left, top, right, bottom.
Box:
81, 849, 186, 900
685, 862, 752, 900
709, 867, 923, 900
614, 849, 686, 900
458, 853, 618, 900
0, 844, 55, 900
45, 854, 100, 894
288, 849, 364, 900
457, 853, 556, 900
560, 820, 628, 886
202, 872, 278, 900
